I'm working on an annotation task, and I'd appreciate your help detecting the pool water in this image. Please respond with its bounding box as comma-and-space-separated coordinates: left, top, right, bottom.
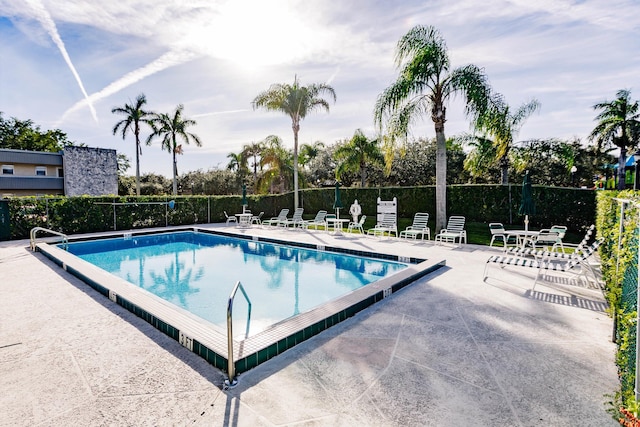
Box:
65, 231, 407, 336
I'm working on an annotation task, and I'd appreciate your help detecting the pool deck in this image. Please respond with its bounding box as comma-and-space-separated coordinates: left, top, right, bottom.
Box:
0, 223, 618, 426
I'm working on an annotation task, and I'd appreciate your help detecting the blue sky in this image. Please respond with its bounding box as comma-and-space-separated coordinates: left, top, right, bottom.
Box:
0, 0, 638, 178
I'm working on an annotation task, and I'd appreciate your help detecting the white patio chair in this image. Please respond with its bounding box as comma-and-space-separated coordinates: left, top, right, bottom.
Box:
366, 213, 397, 238
488, 222, 518, 249
251, 212, 264, 225
262, 209, 289, 227
224, 211, 237, 226
399, 213, 430, 240
347, 215, 366, 234
302, 210, 327, 229
434, 216, 466, 244
532, 229, 561, 252
281, 208, 305, 228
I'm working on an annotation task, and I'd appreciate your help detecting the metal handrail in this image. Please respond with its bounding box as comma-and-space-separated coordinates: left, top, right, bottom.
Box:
225, 281, 252, 387
30, 227, 68, 251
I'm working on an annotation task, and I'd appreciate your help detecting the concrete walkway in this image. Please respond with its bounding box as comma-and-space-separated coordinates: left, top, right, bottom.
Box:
0, 225, 619, 426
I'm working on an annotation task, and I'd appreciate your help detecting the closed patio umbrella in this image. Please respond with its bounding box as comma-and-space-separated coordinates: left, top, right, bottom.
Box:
333, 182, 343, 218
518, 171, 535, 231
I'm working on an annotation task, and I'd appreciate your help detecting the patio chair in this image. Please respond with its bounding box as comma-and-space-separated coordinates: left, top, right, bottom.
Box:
434, 216, 466, 244
549, 225, 568, 252
488, 222, 518, 249
532, 229, 561, 252
224, 211, 237, 226
399, 213, 431, 240
262, 209, 289, 227
302, 210, 327, 230
483, 238, 604, 289
251, 211, 264, 225
282, 208, 305, 228
347, 215, 366, 234
366, 213, 397, 238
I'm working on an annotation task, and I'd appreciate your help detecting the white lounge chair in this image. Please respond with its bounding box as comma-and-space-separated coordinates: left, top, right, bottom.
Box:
400, 212, 430, 240
434, 216, 466, 244
262, 209, 289, 227
505, 224, 595, 259
483, 238, 603, 289
282, 208, 305, 228
367, 213, 397, 238
302, 210, 327, 230
347, 215, 366, 234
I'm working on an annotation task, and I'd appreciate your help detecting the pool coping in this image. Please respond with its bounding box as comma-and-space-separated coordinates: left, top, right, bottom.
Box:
35, 226, 446, 378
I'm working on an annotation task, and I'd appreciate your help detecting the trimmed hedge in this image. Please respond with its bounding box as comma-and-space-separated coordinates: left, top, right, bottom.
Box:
5, 185, 596, 240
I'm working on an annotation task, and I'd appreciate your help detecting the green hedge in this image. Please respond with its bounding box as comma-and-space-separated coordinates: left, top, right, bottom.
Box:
595, 190, 640, 418
5, 185, 596, 240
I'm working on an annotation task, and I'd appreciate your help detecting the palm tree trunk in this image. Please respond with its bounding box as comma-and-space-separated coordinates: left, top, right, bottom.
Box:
292, 124, 300, 209
135, 140, 141, 196
433, 103, 447, 232
618, 146, 627, 190
135, 127, 141, 196
172, 151, 178, 195
499, 155, 509, 185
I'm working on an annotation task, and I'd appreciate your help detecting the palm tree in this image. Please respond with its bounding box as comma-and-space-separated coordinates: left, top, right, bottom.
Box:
460, 134, 498, 182
374, 25, 492, 231
299, 140, 325, 168
252, 76, 336, 209
111, 94, 153, 196
474, 94, 540, 184
226, 151, 245, 173
146, 104, 202, 195
241, 141, 264, 189
334, 129, 383, 187
589, 89, 640, 190
257, 135, 293, 194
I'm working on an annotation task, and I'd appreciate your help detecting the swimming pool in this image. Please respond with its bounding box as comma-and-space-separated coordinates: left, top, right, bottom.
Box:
64, 231, 407, 337
35, 226, 445, 380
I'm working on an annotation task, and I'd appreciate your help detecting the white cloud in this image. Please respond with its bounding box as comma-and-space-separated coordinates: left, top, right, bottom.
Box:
0, 0, 638, 177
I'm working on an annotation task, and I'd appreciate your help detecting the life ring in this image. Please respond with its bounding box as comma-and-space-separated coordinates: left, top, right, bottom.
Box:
349, 200, 362, 216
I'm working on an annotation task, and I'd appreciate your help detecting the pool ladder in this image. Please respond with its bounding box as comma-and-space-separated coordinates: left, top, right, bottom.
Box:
225, 281, 252, 387
30, 227, 68, 251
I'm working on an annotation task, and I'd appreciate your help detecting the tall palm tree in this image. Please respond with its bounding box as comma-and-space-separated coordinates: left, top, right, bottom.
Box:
474, 94, 540, 184
334, 129, 383, 187
146, 104, 202, 195
374, 25, 492, 231
111, 94, 153, 196
589, 89, 640, 190
252, 76, 336, 209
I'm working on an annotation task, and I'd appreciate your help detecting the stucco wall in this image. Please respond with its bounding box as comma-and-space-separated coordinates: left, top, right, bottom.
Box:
63, 146, 117, 196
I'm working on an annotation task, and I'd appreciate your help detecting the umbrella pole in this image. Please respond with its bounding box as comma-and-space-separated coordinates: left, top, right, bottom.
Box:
524, 215, 529, 231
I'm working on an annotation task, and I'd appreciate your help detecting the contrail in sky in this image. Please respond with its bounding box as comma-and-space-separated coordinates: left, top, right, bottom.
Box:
192, 109, 249, 118
25, 0, 98, 123
59, 49, 200, 125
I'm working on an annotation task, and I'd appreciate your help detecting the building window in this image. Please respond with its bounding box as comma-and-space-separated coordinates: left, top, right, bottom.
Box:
35, 166, 47, 176
57, 168, 64, 177
2, 165, 14, 175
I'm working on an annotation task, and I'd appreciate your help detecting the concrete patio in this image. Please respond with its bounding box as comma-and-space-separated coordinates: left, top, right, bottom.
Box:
0, 224, 619, 426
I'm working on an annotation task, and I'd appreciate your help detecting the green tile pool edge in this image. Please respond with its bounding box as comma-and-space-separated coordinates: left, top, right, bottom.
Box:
36, 227, 443, 379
